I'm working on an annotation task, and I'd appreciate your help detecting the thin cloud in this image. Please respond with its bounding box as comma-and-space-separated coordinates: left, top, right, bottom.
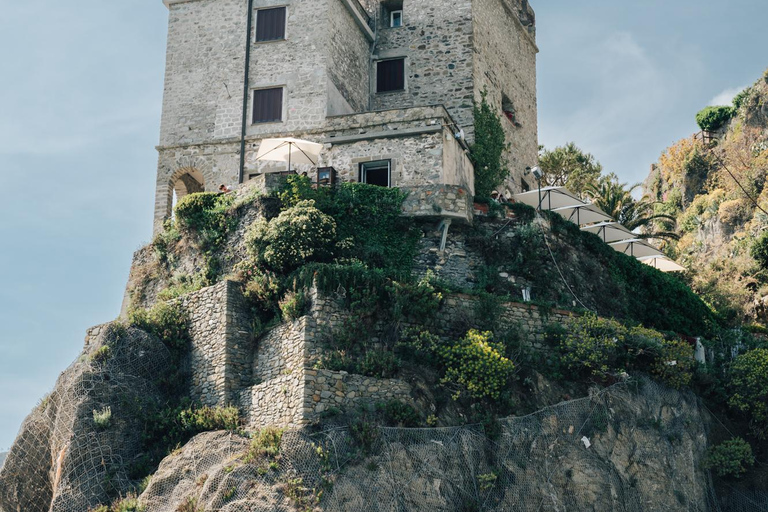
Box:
709, 85, 749, 106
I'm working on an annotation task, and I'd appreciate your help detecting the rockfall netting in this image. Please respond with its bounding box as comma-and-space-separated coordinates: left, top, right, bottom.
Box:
0, 324, 172, 512
136, 379, 749, 512
1, 345, 765, 512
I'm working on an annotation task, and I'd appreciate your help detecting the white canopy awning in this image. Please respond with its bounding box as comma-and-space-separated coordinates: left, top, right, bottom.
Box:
581, 221, 635, 243
552, 204, 613, 226
255, 137, 323, 171
638, 256, 686, 272
513, 186, 585, 211
609, 239, 666, 259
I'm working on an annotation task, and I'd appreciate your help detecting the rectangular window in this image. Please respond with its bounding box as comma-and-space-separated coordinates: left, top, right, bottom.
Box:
376, 59, 405, 93
521, 179, 530, 192
252, 87, 283, 124
360, 160, 391, 187
390, 10, 403, 27
255, 7, 286, 42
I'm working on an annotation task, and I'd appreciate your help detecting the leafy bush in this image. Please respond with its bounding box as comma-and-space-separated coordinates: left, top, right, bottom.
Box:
279, 289, 308, 321
471, 90, 509, 199
389, 272, 444, 321
174, 192, 235, 253
706, 438, 755, 478
559, 314, 624, 378
244, 427, 284, 462
128, 302, 190, 351
89, 493, 145, 512
750, 231, 768, 269
357, 351, 401, 378
247, 200, 337, 272
378, 400, 421, 427
729, 348, 768, 435
178, 405, 240, 432
651, 339, 695, 389
93, 406, 112, 430
90, 345, 112, 364
733, 87, 752, 110
436, 329, 516, 400
696, 106, 735, 132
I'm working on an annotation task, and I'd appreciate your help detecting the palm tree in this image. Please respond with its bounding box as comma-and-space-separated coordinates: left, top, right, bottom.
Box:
585, 178, 680, 241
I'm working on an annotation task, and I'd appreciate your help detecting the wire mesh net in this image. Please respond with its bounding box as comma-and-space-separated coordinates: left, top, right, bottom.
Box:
0, 328, 765, 512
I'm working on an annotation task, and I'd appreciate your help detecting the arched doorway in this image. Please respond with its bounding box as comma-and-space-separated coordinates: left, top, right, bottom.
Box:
171, 168, 205, 213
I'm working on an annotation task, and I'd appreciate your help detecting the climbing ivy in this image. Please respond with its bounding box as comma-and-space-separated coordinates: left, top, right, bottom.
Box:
471, 90, 510, 199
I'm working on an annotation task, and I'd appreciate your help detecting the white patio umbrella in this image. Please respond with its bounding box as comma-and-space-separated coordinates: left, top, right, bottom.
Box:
255, 137, 323, 172
581, 221, 635, 243
638, 255, 686, 272
609, 239, 665, 259
513, 186, 585, 211
552, 203, 613, 226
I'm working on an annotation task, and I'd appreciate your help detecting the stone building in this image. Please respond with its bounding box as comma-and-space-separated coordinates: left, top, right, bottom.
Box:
155, 0, 538, 232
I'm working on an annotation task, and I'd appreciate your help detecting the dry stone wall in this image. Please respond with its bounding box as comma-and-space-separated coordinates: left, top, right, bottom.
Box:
177, 280, 253, 407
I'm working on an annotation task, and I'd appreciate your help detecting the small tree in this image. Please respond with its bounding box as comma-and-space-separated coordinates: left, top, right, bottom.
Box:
695, 106, 735, 132
538, 143, 603, 196
750, 231, 768, 269
471, 91, 509, 199
729, 348, 768, 436
706, 438, 755, 478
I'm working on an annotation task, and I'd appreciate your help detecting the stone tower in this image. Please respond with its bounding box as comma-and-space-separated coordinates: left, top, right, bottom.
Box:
155, 0, 538, 232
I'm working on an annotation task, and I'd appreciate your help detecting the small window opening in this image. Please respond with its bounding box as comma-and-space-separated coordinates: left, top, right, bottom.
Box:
377, 59, 405, 93
502, 93, 521, 127
521, 179, 530, 192
360, 160, 391, 187
255, 7, 286, 42
252, 87, 284, 124
390, 10, 403, 27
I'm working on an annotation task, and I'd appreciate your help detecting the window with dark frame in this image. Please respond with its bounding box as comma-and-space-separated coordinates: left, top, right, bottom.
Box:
252, 87, 283, 124
255, 6, 286, 42
360, 160, 391, 187
521, 179, 530, 192
377, 59, 405, 93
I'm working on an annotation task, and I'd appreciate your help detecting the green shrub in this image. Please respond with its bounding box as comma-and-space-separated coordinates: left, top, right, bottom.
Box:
651, 339, 695, 389
175, 497, 201, 512
729, 348, 768, 435
244, 427, 284, 462
436, 329, 516, 400
90, 345, 112, 364
279, 289, 308, 321
128, 302, 190, 351
750, 231, 768, 269
357, 351, 400, 378
471, 90, 509, 199
389, 273, 443, 321
178, 405, 240, 432
378, 400, 420, 427
396, 328, 441, 364
174, 192, 235, 253
247, 200, 337, 272
733, 87, 752, 110
559, 315, 625, 378
93, 406, 112, 430
695, 106, 735, 132
706, 438, 755, 478
156, 273, 205, 301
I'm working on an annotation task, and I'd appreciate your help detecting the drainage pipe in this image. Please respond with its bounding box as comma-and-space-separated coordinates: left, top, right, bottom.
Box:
238, 0, 255, 184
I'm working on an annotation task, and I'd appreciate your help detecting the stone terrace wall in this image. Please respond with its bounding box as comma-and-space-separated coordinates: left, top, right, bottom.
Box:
304, 369, 413, 416
402, 185, 473, 224
177, 280, 252, 407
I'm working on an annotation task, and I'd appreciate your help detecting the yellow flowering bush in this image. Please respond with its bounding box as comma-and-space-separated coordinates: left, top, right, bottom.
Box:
436, 329, 515, 400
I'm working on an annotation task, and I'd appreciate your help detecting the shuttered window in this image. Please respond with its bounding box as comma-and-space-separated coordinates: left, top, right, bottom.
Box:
376, 59, 405, 93
255, 7, 286, 42
252, 88, 283, 124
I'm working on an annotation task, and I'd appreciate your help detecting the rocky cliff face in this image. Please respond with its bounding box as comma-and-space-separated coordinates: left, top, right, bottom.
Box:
643, 70, 768, 324
0, 454, 5, 470
0, 324, 172, 512
136, 379, 713, 512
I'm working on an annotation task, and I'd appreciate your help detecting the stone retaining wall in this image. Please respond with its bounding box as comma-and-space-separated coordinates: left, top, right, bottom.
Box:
304, 369, 413, 416
178, 280, 252, 407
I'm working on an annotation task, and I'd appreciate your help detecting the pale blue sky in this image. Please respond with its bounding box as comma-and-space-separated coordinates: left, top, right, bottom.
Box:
0, 0, 765, 450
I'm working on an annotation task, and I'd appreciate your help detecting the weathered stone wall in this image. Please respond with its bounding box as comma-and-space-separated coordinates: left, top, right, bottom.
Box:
327, 0, 371, 114
177, 280, 253, 407
241, 373, 304, 429
160, 0, 246, 148
253, 318, 306, 382
473, 0, 539, 195
371, 0, 476, 138
304, 369, 413, 416
401, 185, 473, 223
